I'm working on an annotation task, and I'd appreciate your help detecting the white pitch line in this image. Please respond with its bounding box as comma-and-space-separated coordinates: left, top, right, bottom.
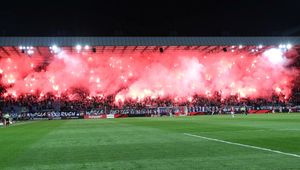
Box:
184, 133, 300, 158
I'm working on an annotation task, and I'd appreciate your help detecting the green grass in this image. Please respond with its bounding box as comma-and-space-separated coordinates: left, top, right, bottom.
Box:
1, 113, 300, 170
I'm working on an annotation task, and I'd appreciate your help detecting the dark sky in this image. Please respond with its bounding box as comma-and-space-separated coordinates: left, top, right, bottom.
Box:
1, 0, 300, 36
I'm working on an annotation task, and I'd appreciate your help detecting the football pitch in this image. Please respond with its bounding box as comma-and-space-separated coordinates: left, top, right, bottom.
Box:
1, 113, 300, 170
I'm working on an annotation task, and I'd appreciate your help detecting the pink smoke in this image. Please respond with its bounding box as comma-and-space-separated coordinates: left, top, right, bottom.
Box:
0, 46, 299, 102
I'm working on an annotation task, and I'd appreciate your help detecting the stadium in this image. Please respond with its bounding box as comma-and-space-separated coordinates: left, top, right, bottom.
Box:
0, 36, 300, 169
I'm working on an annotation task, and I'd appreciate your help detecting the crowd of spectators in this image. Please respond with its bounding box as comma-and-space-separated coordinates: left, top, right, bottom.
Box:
0, 90, 297, 115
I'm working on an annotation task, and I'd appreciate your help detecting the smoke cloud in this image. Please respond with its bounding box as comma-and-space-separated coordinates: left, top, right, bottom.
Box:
0, 47, 298, 102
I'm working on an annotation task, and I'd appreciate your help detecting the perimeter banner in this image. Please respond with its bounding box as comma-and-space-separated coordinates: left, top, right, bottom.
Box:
84, 115, 107, 119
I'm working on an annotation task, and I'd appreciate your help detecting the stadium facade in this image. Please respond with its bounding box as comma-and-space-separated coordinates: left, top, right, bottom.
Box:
0, 37, 300, 119
0, 36, 300, 46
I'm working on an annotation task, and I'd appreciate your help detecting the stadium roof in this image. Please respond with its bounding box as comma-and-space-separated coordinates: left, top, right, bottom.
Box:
0, 37, 300, 46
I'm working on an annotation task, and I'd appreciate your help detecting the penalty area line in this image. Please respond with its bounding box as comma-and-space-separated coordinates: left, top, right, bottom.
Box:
183, 133, 300, 158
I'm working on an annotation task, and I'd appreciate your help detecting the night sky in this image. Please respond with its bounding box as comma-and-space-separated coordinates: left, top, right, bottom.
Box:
0, 0, 300, 36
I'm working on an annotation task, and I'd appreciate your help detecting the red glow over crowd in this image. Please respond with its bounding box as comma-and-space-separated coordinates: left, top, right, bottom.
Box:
0, 46, 299, 104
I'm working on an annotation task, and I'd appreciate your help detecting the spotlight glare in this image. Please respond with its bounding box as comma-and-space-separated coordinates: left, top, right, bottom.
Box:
51, 45, 58, 50
238, 45, 243, 49
84, 45, 90, 50
51, 45, 60, 53
258, 45, 263, 49
286, 44, 292, 49
279, 44, 286, 49
263, 48, 284, 64
27, 50, 34, 55
76, 45, 82, 51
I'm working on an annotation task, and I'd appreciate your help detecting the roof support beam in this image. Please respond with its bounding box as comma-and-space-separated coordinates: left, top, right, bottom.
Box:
12, 47, 21, 57
37, 47, 42, 56
112, 46, 116, 52
132, 46, 138, 51
163, 46, 170, 51
141, 46, 149, 53
0, 47, 10, 56
192, 46, 201, 50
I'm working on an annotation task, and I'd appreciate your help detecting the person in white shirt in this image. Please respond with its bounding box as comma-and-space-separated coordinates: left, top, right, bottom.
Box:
230, 106, 235, 118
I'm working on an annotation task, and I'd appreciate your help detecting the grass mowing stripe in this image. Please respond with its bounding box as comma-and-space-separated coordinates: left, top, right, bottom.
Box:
184, 133, 300, 158
0, 120, 66, 168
